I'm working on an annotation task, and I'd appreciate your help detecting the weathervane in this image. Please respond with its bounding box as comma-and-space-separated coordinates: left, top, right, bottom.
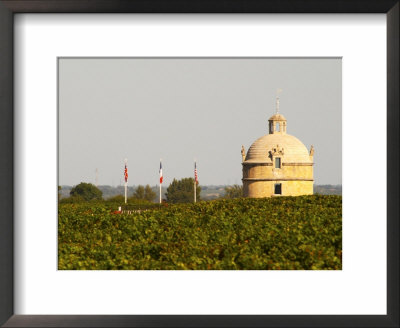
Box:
276, 88, 283, 114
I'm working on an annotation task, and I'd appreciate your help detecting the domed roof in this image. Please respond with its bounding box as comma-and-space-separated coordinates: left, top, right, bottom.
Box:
245, 133, 311, 163
268, 113, 286, 121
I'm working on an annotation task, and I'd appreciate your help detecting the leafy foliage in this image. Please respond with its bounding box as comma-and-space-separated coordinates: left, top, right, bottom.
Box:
144, 185, 156, 202
106, 195, 154, 207
106, 195, 125, 203
69, 182, 102, 201
132, 184, 156, 202
133, 185, 145, 199
224, 185, 243, 199
58, 195, 342, 270
59, 195, 86, 204
166, 178, 201, 203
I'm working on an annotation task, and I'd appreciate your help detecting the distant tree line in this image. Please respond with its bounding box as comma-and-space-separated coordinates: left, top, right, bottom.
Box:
59, 183, 157, 204
59, 178, 202, 204
224, 185, 243, 199
314, 185, 342, 195
58, 182, 341, 204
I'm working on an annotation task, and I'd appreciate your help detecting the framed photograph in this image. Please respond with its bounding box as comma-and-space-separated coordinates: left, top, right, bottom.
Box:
57, 56, 342, 271
0, 1, 398, 327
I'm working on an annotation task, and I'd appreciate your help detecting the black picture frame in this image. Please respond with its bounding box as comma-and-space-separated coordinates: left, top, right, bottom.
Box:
0, 1, 398, 327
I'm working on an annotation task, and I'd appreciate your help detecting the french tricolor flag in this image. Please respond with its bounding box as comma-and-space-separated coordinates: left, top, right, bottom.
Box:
159, 161, 163, 184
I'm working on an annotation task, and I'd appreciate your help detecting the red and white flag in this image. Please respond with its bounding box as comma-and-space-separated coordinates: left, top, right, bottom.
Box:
124, 163, 128, 183
194, 162, 198, 185
159, 161, 163, 184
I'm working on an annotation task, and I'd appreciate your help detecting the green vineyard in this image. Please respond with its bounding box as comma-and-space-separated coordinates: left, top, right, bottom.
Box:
58, 195, 342, 270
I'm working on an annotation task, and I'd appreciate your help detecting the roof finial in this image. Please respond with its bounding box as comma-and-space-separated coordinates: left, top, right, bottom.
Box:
276, 88, 283, 114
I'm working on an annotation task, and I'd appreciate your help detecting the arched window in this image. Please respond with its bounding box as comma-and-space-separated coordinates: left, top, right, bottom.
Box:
276, 122, 280, 132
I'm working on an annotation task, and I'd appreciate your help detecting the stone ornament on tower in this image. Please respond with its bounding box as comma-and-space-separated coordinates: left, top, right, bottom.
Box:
241, 145, 246, 162
269, 144, 284, 159
309, 145, 315, 156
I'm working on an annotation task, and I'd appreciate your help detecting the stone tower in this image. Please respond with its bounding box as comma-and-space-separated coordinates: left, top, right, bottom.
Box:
242, 104, 314, 197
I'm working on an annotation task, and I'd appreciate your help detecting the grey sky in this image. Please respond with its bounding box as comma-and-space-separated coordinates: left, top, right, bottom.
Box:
59, 58, 341, 186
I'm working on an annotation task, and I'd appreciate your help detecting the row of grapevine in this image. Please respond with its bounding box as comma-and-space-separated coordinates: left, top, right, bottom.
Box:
58, 195, 342, 270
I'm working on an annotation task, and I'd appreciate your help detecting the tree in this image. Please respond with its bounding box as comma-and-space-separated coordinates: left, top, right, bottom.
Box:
166, 178, 201, 203
69, 182, 102, 201
106, 195, 125, 203
144, 184, 156, 202
59, 194, 85, 204
132, 185, 156, 202
224, 185, 243, 199
133, 185, 145, 199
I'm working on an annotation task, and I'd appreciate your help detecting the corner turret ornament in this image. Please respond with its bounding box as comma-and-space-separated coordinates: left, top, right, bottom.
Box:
309, 145, 314, 156
269, 144, 284, 158
241, 145, 246, 162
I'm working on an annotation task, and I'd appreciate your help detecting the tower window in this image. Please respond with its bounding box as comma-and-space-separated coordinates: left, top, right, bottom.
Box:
274, 183, 282, 195
275, 157, 281, 168
276, 122, 280, 132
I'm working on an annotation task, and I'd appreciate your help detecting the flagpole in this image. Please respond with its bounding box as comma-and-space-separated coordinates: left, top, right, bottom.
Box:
124, 159, 127, 204
159, 159, 162, 204
194, 161, 197, 203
